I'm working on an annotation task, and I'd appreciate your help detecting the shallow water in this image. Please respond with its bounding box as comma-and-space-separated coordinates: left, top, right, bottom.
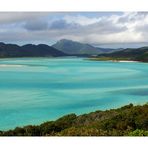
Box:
0, 57, 148, 130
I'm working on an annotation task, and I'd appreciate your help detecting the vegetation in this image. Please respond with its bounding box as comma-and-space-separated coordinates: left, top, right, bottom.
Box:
0, 103, 148, 136
0, 40, 148, 61
128, 129, 148, 136
92, 46, 148, 62
0, 42, 67, 58
89, 57, 132, 61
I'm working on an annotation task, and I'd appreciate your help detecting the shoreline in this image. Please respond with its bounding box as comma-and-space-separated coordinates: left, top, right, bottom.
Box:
88, 57, 142, 63
0, 103, 147, 136
110, 60, 139, 63
0, 56, 147, 63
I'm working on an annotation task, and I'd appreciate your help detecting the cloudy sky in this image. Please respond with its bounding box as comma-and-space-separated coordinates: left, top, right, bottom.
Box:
0, 12, 148, 48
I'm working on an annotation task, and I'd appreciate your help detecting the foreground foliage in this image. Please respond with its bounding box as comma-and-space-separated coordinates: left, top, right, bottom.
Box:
0, 103, 148, 136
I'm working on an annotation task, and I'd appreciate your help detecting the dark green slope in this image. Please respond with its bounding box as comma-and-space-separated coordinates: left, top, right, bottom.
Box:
96, 46, 148, 62
134, 51, 148, 62
0, 42, 67, 58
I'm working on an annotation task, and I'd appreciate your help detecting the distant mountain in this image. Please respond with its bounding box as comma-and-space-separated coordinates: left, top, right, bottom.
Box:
97, 46, 148, 62
52, 39, 118, 55
0, 42, 66, 58
2, 40, 147, 59
95, 47, 123, 53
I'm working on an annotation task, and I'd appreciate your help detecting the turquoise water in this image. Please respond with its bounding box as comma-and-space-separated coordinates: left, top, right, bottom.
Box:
0, 57, 148, 130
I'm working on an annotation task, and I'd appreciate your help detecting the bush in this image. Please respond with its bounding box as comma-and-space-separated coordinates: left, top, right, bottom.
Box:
128, 129, 148, 136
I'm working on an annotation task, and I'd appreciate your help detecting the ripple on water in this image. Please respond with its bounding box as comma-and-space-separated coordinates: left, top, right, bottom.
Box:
0, 57, 148, 130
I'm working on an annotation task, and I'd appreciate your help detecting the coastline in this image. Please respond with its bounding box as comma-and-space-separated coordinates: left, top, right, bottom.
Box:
110, 60, 139, 63
0, 103, 147, 136
88, 57, 141, 63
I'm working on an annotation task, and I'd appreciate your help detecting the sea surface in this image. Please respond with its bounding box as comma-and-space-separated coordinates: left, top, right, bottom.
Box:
0, 57, 148, 130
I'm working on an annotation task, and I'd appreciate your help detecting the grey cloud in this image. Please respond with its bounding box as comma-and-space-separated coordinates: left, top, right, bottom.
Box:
50, 20, 69, 29
0, 12, 147, 45
24, 19, 80, 31
0, 12, 48, 25
118, 12, 148, 23
24, 19, 49, 31
63, 18, 127, 38
135, 12, 148, 17
6, 17, 127, 44
49, 18, 126, 36
85, 19, 127, 34
49, 19, 80, 30
134, 24, 148, 34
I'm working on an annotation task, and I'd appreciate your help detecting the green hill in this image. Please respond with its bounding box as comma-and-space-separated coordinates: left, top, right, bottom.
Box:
94, 46, 148, 62
0, 42, 67, 58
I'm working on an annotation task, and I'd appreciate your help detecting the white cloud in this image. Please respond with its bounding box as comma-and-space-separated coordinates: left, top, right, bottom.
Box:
63, 15, 100, 26
0, 12, 148, 46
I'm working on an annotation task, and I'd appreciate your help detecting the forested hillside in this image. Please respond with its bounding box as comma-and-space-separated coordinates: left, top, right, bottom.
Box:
0, 103, 147, 136
0, 42, 67, 57
94, 47, 148, 62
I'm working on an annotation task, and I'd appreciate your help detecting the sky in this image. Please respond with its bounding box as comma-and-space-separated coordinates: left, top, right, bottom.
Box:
0, 12, 148, 48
